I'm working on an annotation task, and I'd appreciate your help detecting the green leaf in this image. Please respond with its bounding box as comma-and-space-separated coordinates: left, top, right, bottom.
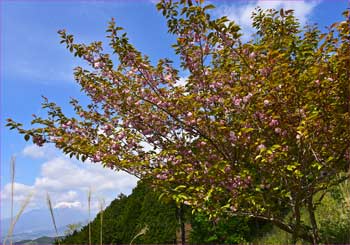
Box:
241, 128, 254, 133
175, 185, 187, 191
203, 4, 215, 10
24, 134, 30, 141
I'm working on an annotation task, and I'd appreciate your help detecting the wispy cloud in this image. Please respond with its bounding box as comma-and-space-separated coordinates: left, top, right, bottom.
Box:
214, 0, 320, 39
3, 45, 77, 84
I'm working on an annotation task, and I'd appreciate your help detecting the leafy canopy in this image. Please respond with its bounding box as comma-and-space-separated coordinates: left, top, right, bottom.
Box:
7, 0, 350, 243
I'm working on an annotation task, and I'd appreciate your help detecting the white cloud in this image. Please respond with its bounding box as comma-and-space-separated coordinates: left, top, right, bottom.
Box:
54, 201, 82, 209
1, 183, 34, 202
215, 0, 320, 39
34, 157, 137, 192
22, 144, 57, 159
2, 146, 138, 217
22, 144, 45, 159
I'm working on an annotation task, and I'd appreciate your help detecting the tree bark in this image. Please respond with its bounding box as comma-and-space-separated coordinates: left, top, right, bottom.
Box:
307, 196, 321, 244
177, 204, 185, 245
239, 212, 314, 243
291, 202, 301, 244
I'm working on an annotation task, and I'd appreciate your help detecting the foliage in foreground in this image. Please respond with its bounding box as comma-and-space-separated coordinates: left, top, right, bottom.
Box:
254, 179, 350, 244
7, 0, 350, 243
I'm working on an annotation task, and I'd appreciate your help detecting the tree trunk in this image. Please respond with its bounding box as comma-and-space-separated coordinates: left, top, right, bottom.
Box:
307, 196, 321, 244
291, 202, 301, 244
243, 213, 314, 243
177, 204, 185, 245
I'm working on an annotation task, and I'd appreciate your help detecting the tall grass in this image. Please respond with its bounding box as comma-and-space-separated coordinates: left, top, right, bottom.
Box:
88, 188, 92, 245
3, 192, 34, 245
46, 192, 60, 245
339, 178, 350, 209
10, 156, 15, 245
99, 198, 105, 245
129, 225, 148, 245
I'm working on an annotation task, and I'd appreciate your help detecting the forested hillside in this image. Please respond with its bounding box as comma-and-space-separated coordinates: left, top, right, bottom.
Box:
61, 181, 177, 244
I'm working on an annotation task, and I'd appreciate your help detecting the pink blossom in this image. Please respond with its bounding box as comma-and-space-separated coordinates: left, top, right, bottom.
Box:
249, 52, 256, 59
83, 55, 93, 62
230, 206, 237, 212
274, 127, 281, 134
183, 200, 191, 205
156, 173, 168, 180
269, 119, 279, 127
257, 144, 266, 151
243, 93, 253, 103
345, 149, 350, 161
263, 100, 270, 106
33, 135, 45, 147
259, 68, 270, 77
93, 152, 102, 162
104, 124, 112, 131
229, 131, 237, 142
224, 166, 231, 173
116, 132, 126, 140
93, 61, 104, 69
112, 143, 120, 151
164, 74, 172, 80
255, 112, 266, 120
233, 98, 242, 106
190, 119, 196, 125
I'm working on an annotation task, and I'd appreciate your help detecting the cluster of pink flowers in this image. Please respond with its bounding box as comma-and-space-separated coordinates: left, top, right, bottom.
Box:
229, 131, 237, 143
33, 135, 46, 147
225, 175, 251, 192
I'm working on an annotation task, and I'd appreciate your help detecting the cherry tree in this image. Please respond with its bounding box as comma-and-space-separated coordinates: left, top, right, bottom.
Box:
7, 0, 350, 243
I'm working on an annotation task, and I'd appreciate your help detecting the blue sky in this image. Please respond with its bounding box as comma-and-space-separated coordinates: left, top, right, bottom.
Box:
1, 0, 349, 219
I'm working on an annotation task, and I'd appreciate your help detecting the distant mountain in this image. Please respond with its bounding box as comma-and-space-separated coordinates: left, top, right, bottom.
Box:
2, 225, 67, 243
1, 207, 90, 242
14, 236, 61, 245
